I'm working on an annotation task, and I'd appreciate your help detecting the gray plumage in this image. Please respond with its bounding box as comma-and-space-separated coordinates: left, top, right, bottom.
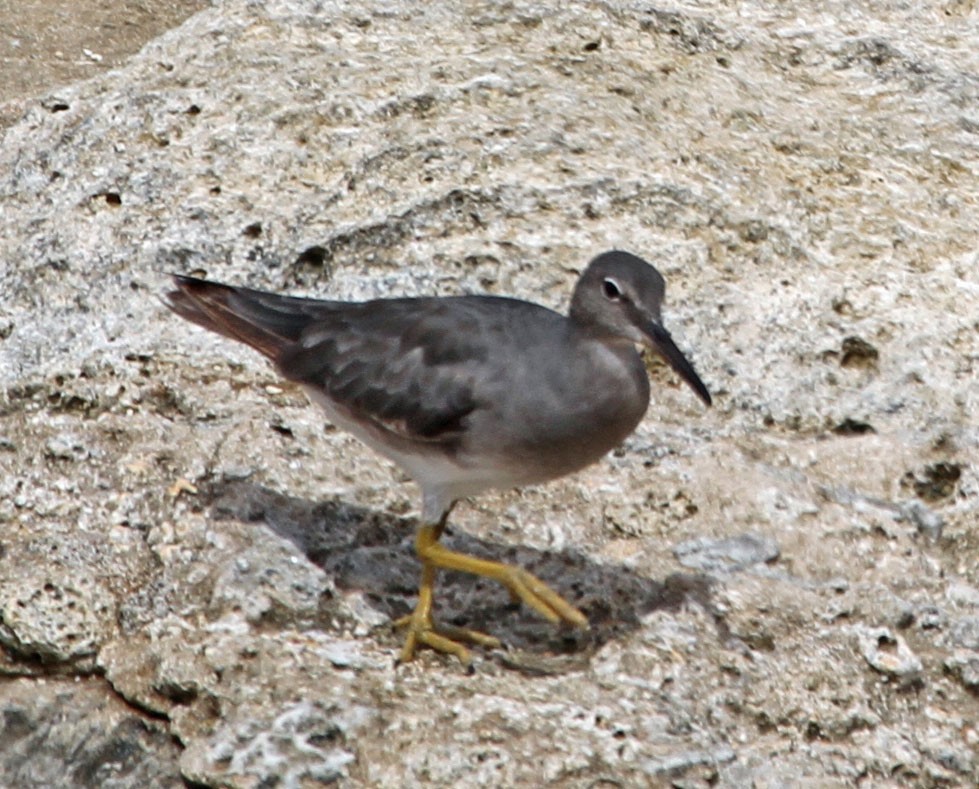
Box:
165, 251, 710, 522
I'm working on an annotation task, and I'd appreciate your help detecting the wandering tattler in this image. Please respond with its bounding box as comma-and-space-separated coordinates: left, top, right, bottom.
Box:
165, 250, 711, 666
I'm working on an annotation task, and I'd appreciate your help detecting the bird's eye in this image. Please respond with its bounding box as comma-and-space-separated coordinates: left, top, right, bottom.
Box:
602, 278, 622, 300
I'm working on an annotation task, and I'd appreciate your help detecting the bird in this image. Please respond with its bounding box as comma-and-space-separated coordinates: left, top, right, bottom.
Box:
164, 250, 711, 667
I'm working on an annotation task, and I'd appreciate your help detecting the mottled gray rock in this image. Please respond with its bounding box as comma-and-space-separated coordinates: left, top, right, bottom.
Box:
673, 533, 780, 573
1, 0, 977, 786
900, 499, 945, 539
181, 700, 369, 788
643, 746, 736, 780
950, 616, 979, 650
832, 584, 916, 630
854, 626, 923, 684
0, 678, 183, 789
944, 650, 979, 691
43, 431, 91, 462
0, 569, 116, 668
209, 540, 334, 624
916, 604, 946, 631
947, 583, 979, 608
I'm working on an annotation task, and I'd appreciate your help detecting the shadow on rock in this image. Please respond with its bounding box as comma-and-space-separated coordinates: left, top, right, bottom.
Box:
200, 478, 717, 664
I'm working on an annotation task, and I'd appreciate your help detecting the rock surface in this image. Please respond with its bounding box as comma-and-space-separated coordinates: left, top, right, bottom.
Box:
1, 0, 977, 786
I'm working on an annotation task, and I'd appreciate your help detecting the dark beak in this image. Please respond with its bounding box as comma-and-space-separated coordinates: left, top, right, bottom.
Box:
643, 322, 712, 407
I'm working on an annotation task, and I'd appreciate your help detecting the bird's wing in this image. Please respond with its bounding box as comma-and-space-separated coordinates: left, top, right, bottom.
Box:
165, 275, 346, 358
276, 297, 495, 444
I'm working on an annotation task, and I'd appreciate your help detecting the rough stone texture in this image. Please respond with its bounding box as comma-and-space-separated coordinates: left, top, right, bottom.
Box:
0, 568, 116, 667
0, 678, 184, 788
0, 0, 208, 129
1, 0, 978, 786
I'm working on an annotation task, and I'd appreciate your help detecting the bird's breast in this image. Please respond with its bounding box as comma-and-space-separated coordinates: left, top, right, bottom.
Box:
468, 338, 650, 482
566, 340, 650, 446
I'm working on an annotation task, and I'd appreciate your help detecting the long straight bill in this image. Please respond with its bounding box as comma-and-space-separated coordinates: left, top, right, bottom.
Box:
643, 322, 712, 406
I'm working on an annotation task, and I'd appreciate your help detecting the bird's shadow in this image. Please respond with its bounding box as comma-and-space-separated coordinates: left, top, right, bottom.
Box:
200, 477, 721, 671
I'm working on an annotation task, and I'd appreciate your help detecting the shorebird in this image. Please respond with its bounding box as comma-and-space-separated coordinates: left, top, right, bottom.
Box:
165, 250, 711, 667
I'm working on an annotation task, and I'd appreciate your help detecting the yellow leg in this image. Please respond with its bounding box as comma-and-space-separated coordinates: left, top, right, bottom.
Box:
396, 562, 485, 666
396, 521, 589, 666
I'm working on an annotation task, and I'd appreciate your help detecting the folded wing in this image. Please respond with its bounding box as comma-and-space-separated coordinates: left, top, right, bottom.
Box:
166, 276, 485, 444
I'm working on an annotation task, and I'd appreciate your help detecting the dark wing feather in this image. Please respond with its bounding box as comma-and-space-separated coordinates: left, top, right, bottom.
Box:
167, 276, 501, 445
276, 298, 489, 443
165, 275, 344, 357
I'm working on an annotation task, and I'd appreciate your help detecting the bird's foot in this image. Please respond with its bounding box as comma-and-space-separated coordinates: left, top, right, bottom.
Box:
393, 610, 501, 669
418, 529, 590, 630
493, 564, 589, 630
398, 523, 590, 670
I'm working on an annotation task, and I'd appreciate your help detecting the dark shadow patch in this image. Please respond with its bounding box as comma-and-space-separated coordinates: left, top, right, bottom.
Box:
840, 335, 879, 369
832, 418, 875, 436
900, 461, 963, 502
200, 478, 720, 664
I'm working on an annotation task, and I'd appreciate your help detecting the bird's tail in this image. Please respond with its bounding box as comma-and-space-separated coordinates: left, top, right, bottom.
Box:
164, 275, 329, 359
